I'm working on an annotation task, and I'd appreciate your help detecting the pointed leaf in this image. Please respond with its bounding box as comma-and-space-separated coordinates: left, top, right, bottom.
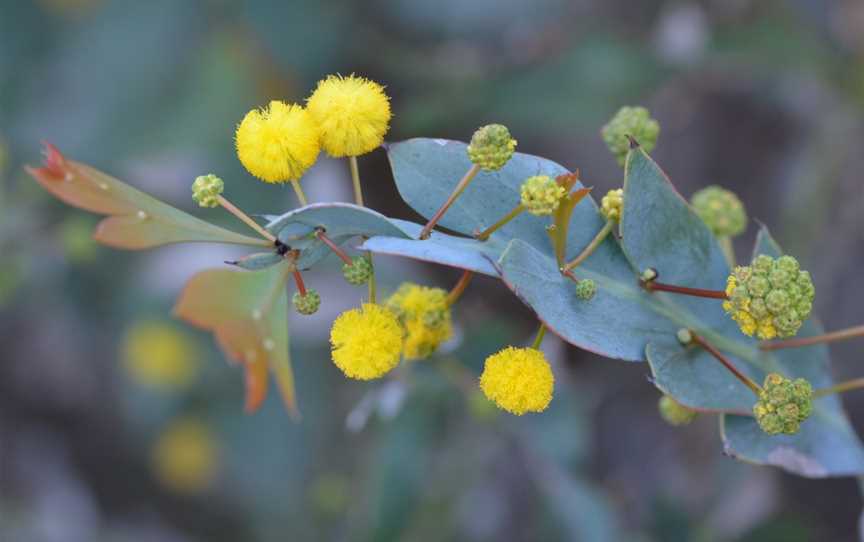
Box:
26, 143, 268, 249
173, 263, 296, 416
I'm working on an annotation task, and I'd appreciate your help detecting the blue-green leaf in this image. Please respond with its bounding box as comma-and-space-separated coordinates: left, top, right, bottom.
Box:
720, 228, 864, 477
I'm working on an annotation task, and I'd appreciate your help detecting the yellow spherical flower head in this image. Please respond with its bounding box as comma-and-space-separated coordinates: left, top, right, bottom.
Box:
330, 303, 404, 380
722, 255, 814, 340
480, 347, 554, 415
520, 175, 566, 216
385, 282, 453, 360
306, 74, 392, 157
600, 188, 624, 222
753, 373, 813, 435
151, 417, 218, 494
235, 100, 320, 183
123, 320, 200, 390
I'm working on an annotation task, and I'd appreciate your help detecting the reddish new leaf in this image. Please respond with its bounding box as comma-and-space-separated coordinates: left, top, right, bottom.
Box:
26, 143, 269, 249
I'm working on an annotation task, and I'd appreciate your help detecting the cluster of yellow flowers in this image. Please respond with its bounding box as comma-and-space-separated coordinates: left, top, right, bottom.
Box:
235, 74, 392, 184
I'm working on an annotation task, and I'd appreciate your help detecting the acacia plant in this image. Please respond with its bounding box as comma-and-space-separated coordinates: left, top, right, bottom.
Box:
27, 74, 864, 479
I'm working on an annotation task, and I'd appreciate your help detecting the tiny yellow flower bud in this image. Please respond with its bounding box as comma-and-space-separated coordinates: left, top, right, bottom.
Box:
479, 346, 554, 415
293, 289, 321, 315
467, 124, 517, 171
691, 185, 747, 237
520, 175, 566, 216
753, 373, 813, 435
191, 174, 224, 208
723, 256, 815, 340
330, 304, 403, 380
601, 106, 660, 166
235, 100, 321, 183
306, 74, 392, 157
600, 188, 624, 223
658, 395, 698, 426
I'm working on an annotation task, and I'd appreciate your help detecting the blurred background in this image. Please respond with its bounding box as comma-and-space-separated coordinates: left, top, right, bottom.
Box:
2, 0, 864, 540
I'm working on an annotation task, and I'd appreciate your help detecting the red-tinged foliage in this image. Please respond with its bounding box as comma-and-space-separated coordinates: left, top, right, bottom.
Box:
26, 142, 269, 250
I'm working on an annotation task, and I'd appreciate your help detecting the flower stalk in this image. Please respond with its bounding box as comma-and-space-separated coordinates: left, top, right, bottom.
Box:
562, 220, 615, 273
420, 164, 480, 239
814, 378, 864, 399
475, 204, 524, 241
290, 180, 308, 206
216, 195, 276, 243
761, 324, 864, 351
641, 276, 728, 300
684, 330, 762, 395
315, 229, 354, 265
445, 270, 474, 307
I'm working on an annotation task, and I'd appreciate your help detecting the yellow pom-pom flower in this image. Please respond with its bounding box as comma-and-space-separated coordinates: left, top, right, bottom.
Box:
123, 320, 200, 390
151, 417, 218, 494
520, 175, 566, 216
600, 188, 624, 222
330, 303, 404, 380
306, 74, 392, 157
385, 282, 453, 360
479, 346, 554, 415
235, 100, 321, 183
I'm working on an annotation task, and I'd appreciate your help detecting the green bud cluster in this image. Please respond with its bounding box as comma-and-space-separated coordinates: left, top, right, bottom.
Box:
691, 185, 747, 237
574, 279, 597, 301
520, 175, 565, 216
342, 256, 373, 285
658, 395, 698, 426
191, 174, 224, 208
466, 124, 517, 171
293, 289, 321, 315
601, 106, 660, 166
723, 255, 815, 340
753, 373, 813, 435
600, 188, 624, 223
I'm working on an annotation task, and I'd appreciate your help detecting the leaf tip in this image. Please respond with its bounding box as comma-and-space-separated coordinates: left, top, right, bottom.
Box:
626, 135, 641, 149
27, 141, 67, 182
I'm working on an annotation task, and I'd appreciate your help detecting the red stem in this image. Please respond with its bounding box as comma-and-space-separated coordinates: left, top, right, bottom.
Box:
643, 280, 728, 300
315, 229, 353, 265
292, 270, 307, 297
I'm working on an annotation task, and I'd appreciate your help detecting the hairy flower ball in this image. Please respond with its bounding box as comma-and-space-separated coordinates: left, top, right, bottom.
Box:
329, 304, 403, 380
601, 106, 660, 165
691, 185, 747, 237
600, 188, 624, 223
466, 124, 517, 171
292, 289, 321, 315
574, 279, 597, 301
658, 395, 698, 426
342, 256, 373, 285
520, 175, 565, 216
235, 100, 320, 183
191, 174, 224, 208
306, 74, 391, 157
385, 282, 453, 360
753, 373, 813, 435
480, 347, 554, 415
723, 255, 814, 340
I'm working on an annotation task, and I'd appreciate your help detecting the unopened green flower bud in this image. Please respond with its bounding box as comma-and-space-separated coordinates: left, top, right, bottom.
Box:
658, 395, 698, 426
466, 124, 517, 171
191, 174, 224, 208
723, 255, 814, 340
601, 106, 660, 166
574, 279, 597, 300
342, 256, 372, 285
600, 188, 624, 223
676, 328, 693, 345
690, 185, 747, 237
520, 175, 565, 216
293, 289, 321, 315
753, 373, 812, 435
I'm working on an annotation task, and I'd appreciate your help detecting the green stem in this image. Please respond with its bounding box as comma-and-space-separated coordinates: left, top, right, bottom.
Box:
531, 323, 547, 350
349, 156, 363, 206
290, 180, 308, 206
814, 378, 864, 398
476, 204, 525, 241
719, 236, 736, 268
561, 220, 614, 272
420, 164, 481, 239
761, 324, 864, 351
366, 252, 376, 304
